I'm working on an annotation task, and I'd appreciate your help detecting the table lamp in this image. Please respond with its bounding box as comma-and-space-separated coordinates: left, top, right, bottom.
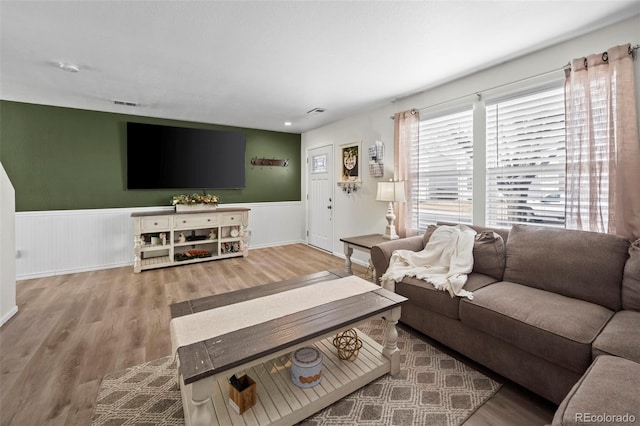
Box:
376, 180, 406, 239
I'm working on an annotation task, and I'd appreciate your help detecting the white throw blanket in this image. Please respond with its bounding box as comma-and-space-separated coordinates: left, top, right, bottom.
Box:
381, 225, 477, 299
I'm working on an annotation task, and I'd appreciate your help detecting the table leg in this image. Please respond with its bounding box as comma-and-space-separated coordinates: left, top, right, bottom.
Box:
189, 376, 215, 426
382, 306, 402, 375
343, 242, 353, 274
369, 259, 378, 284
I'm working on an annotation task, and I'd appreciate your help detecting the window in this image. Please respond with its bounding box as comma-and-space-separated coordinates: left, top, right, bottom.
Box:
486, 86, 566, 228
411, 108, 473, 231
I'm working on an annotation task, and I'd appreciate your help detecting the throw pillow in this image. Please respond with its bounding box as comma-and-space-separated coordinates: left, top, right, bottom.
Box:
421, 224, 438, 249
622, 238, 640, 311
472, 231, 506, 280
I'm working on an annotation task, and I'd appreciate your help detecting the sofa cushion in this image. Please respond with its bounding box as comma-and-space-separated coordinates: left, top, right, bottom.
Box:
552, 355, 640, 425
472, 231, 506, 281
503, 224, 629, 311
396, 273, 497, 320
459, 281, 614, 374
622, 238, 640, 311
592, 310, 640, 363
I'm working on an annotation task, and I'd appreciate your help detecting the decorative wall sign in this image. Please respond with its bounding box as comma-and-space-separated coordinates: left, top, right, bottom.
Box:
337, 141, 362, 193
250, 157, 289, 167
339, 142, 361, 182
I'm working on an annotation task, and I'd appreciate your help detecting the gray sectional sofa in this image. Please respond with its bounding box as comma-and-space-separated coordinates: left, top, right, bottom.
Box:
371, 223, 640, 410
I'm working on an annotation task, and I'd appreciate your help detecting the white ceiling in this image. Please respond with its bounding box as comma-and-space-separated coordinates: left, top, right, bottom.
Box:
1, 1, 639, 134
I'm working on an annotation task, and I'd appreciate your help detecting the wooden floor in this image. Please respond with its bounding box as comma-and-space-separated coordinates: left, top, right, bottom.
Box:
0, 244, 556, 425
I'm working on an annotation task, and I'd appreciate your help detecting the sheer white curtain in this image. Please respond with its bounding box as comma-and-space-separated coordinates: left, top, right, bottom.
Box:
565, 43, 640, 241
393, 109, 420, 237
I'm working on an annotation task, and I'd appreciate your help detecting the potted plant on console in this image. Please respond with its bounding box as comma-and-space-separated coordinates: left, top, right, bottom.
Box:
172, 193, 219, 212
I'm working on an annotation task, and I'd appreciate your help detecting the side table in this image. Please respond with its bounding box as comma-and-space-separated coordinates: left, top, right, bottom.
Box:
340, 234, 393, 282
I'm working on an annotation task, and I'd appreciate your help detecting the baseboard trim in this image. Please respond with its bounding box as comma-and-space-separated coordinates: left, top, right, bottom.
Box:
0, 305, 19, 327
17, 261, 132, 281
16, 202, 303, 280
249, 239, 306, 249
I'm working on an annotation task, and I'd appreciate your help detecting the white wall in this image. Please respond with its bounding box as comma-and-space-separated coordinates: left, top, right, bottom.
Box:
0, 163, 18, 326
301, 15, 640, 264
15, 201, 303, 279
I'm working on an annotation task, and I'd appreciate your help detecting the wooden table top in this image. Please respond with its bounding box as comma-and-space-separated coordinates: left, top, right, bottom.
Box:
170, 270, 406, 385
340, 234, 390, 249
132, 206, 250, 217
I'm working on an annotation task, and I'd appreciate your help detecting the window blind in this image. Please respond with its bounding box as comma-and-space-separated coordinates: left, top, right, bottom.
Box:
486, 86, 566, 228
411, 108, 473, 231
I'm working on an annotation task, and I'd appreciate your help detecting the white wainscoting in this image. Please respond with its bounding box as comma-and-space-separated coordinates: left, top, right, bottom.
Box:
16, 201, 303, 280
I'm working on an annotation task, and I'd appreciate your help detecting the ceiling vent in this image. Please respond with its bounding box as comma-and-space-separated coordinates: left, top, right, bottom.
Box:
58, 62, 80, 73
306, 107, 326, 114
113, 100, 138, 107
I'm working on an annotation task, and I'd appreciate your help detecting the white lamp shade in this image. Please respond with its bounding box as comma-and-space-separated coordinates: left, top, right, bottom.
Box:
376, 181, 406, 203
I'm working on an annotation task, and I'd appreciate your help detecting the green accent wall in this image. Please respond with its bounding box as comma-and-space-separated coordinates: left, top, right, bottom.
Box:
0, 101, 301, 211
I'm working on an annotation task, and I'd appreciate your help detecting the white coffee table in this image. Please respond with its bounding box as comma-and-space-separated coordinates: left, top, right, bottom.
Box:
169, 270, 407, 426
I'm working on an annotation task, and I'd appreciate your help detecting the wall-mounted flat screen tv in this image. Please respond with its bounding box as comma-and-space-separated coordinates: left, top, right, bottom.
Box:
127, 122, 246, 189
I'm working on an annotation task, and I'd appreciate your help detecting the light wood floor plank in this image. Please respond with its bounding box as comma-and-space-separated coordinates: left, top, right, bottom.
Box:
0, 243, 555, 425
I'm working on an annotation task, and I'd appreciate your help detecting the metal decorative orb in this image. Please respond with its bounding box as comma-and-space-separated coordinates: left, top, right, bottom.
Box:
332, 329, 363, 361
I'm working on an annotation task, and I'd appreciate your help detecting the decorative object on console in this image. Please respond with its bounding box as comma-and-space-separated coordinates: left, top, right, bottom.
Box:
208, 229, 217, 240
178, 232, 186, 243
376, 180, 406, 240
185, 234, 207, 242
337, 141, 362, 193
174, 250, 211, 261
221, 242, 237, 254
172, 193, 219, 212
332, 329, 363, 361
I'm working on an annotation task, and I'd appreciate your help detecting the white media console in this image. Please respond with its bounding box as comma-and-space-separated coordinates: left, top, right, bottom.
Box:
131, 207, 249, 273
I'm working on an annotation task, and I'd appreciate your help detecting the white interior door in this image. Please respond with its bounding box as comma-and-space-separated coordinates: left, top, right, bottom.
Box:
307, 145, 333, 252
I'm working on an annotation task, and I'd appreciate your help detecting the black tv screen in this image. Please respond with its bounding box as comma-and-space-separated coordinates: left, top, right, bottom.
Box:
127, 122, 246, 189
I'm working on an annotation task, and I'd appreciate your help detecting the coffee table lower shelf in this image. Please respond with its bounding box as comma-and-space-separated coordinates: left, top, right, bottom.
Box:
179, 330, 389, 426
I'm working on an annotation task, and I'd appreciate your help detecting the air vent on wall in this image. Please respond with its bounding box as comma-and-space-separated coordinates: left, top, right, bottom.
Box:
306, 107, 326, 114
113, 100, 138, 107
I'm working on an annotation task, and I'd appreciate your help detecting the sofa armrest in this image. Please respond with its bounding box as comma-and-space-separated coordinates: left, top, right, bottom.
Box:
371, 235, 424, 281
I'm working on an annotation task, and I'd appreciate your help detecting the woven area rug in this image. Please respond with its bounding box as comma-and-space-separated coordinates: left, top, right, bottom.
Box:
91, 320, 501, 426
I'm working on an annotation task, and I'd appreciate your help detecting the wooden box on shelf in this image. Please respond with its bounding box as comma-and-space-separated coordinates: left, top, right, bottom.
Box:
228, 375, 256, 415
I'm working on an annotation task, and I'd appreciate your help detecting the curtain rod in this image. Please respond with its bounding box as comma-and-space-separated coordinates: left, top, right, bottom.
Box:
390, 44, 639, 119
389, 65, 566, 119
